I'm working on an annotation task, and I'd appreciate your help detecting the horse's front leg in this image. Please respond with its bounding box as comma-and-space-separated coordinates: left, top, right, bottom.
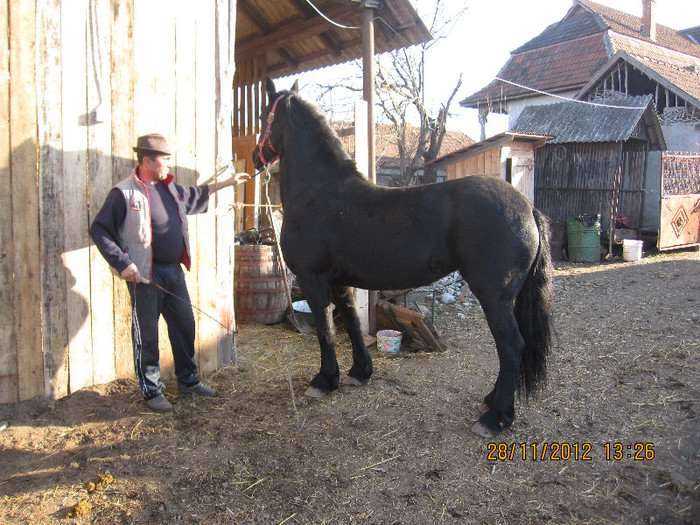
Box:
331, 286, 373, 386
301, 279, 340, 398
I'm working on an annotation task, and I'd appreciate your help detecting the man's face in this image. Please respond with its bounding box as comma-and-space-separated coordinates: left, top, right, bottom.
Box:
142, 154, 171, 183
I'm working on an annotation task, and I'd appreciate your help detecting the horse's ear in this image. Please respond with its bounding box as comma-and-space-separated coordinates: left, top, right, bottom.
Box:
290, 80, 299, 94
265, 77, 277, 99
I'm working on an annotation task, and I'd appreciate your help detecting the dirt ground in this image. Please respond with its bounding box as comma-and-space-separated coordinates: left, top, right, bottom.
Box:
1, 249, 698, 524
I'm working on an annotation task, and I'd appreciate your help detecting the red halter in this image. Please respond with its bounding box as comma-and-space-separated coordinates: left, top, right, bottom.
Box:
256, 94, 286, 167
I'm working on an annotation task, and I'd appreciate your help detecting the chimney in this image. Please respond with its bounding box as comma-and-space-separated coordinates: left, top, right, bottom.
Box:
641, 0, 656, 41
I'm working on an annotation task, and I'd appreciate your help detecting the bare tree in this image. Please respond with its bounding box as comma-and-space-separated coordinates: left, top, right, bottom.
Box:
310, 0, 467, 186
374, 0, 465, 185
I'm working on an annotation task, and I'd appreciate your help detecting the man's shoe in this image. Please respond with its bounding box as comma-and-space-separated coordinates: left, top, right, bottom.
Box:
145, 394, 173, 413
178, 382, 217, 397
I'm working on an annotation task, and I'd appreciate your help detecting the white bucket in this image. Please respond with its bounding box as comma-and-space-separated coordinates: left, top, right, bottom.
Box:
622, 239, 643, 261
377, 330, 402, 354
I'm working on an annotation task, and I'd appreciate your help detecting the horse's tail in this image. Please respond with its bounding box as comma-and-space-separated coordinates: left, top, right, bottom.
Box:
516, 208, 554, 400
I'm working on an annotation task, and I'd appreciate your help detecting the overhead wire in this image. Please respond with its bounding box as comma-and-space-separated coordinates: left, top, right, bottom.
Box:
304, 0, 360, 29
303, 0, 413, 49
494, 77, 648, 110
302, 2, 644, 114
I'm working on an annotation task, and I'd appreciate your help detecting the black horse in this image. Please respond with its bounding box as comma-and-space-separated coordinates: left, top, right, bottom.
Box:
253, 78, 553, 437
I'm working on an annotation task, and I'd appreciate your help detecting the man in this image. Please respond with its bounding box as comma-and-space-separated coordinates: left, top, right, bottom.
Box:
90, 133, 250, 412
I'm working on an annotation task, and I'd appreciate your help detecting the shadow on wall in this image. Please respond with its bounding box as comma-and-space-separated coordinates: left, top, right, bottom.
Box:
1, 140, 206, 402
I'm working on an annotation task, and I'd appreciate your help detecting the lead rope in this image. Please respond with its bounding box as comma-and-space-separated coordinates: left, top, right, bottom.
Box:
139, 277, 234, 333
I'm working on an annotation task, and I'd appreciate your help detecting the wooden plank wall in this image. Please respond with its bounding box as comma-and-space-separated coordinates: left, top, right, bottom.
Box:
0, 0, 12, 401
233, 55, 266, 138
445, 148, 501, 180
215, 0, 239, 365
233, 55, 267, 231
534, 141, 646, 234
10, 0, 43, 401
0, 0, 238, 404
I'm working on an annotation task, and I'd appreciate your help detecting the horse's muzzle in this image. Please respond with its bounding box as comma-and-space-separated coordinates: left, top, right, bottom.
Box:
252, 145, 264, 170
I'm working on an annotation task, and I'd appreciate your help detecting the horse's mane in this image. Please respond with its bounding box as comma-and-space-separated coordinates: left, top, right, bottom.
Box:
284, 93, 360, 176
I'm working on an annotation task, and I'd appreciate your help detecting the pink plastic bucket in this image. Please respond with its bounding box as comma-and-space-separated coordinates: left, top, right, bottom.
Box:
377, 330, 402, 354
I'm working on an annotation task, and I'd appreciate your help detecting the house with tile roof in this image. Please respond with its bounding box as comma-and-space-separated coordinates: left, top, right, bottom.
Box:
332, 122, 475, 186
460, 0, 700, 246
461, 0, 700, 136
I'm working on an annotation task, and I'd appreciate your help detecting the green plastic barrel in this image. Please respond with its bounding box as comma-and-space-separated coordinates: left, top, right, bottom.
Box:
566, 217, 600, 262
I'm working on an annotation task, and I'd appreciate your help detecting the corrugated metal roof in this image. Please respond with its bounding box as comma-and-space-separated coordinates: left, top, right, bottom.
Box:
683, 26, 700, 45
510, 94, 655, 143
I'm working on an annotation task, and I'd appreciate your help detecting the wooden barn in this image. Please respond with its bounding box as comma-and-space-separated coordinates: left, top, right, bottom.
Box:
0, 0, 430, 404
510, 94, 666, 247
1, 1, 241, 405
426, 132, 550, 203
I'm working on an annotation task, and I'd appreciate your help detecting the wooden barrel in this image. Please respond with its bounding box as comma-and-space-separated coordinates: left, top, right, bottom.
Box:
234, 244, 292, 325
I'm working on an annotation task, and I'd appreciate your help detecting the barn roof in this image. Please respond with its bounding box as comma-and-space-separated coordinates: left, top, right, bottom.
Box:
510, 93, 666, 149
235, 0, 432, 79
460, 0, 700, 111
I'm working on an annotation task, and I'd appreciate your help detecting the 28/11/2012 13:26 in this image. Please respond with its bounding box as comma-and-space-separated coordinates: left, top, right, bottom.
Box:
486, 442, 656, 461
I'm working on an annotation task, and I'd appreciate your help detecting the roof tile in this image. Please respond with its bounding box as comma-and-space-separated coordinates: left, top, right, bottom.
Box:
461, 0, 700, 109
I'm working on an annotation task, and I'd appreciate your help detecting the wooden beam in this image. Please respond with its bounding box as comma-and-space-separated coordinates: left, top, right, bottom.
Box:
62, 0, 93, 395
0, 0, 16, 402
237, 0, 269, 35
194, 0, 218, 375
376, 301, 445, 352
109, 0, 135, 380
236, 4, 358, 59
215, 0, 237, 366
88, 0, 116, 387
10, 0, 43, 400
320, 32, 343, 57
363, 6, 377, 334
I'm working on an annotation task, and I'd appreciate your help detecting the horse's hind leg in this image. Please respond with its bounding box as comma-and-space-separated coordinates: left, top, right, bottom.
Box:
331, 286, 373, 386
472, 297, 525, 438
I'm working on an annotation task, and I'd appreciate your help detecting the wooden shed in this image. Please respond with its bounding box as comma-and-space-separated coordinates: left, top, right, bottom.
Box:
511, 94, 666, 243
0, 0, 431, 404
427, 132, 550, 203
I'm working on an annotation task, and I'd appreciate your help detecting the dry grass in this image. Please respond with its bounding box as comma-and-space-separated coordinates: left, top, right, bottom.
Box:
0, 249, 698, 524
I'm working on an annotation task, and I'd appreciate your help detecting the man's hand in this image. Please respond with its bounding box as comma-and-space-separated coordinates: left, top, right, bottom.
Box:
207, 173, 251, 194
120, 263, 142, 283
233, 172, 251, 185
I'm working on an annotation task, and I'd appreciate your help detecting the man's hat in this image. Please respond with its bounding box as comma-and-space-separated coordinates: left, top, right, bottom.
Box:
132, 133, 173, 155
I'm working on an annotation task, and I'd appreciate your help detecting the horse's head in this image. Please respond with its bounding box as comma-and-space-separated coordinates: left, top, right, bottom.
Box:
253, 78, 298, 170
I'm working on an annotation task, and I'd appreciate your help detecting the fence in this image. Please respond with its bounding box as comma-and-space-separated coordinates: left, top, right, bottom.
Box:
659, 151, 700, 250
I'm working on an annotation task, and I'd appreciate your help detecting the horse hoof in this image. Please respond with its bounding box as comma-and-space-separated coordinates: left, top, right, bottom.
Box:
341, 375, 365, 387
304, 386, 327, 398
477, 403, 489, 415
471, 421, 496, 439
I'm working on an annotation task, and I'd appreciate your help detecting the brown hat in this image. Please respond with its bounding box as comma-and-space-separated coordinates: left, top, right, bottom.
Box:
132, 133, 173, 155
